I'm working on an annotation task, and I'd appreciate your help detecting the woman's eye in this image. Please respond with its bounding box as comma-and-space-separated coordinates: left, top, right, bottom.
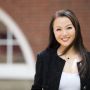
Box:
56, 29, 61, 31
67, 27, 72, 29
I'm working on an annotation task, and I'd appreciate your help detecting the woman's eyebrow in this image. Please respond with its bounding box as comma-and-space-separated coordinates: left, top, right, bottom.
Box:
54, 24, 72, 28
54, 26, 62, 28
65, 24, 72, 27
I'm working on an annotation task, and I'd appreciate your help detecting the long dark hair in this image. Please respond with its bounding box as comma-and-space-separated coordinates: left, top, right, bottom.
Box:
46, 9, 88, 79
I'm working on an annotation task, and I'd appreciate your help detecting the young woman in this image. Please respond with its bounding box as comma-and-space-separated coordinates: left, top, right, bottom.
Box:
31, 9, 90, 90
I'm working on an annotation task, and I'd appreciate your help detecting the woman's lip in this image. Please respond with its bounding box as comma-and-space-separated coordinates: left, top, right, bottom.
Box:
61, 37, 70, 42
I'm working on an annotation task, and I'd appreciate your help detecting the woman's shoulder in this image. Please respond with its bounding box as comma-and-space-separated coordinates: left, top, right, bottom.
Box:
36, 49, 52, 64
37, 49, 50, 57
37, 48, 55, 58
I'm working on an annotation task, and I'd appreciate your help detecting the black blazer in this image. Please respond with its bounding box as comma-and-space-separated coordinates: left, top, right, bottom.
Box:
31, 49, 90, 90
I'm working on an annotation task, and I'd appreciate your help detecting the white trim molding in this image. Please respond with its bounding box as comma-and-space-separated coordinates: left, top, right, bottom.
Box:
0, 8, 35, 80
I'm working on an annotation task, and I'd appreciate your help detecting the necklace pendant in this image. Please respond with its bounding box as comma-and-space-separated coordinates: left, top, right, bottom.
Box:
67, 57, 70, 59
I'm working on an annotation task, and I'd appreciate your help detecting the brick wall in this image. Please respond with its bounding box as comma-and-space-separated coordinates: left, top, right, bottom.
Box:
0, 0, 90, 56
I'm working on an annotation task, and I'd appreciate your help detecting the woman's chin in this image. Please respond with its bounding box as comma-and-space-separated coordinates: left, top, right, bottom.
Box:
60, 44, 71, 48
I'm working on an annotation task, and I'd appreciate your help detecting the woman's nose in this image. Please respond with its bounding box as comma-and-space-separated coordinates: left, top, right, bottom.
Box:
62, 30, 67, 36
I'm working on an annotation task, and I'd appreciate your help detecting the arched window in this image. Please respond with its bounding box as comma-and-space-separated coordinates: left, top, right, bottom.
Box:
0, 8, 35, 80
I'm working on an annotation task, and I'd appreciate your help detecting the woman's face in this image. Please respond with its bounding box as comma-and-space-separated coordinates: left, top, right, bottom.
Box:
53, 17, 75, 48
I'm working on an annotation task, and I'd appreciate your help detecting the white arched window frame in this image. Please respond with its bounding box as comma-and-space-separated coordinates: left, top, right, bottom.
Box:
0, 8, 35, 80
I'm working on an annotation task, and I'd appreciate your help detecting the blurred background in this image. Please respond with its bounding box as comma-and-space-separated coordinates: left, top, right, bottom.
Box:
0, 0, 90, 90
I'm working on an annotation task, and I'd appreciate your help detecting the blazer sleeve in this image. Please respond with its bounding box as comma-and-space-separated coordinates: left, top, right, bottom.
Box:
31, 54, 43, 90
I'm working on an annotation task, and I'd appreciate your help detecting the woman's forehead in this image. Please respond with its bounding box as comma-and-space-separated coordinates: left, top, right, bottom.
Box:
53, 17, 73, 28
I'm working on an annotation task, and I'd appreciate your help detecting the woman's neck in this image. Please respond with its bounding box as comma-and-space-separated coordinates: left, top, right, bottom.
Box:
57, 46, 82, 62
57, 47, 81, 63
58, 46, 77, 55
58, 46, 81, 59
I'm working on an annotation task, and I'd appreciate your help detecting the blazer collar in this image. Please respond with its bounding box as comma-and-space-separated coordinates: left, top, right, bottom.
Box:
47, 49, 65, 89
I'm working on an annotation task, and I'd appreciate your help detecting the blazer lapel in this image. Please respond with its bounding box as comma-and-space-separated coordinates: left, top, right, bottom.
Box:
47, 52, 65, 90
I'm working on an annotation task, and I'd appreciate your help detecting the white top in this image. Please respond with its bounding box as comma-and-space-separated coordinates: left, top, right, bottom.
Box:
59, 72, 80, 90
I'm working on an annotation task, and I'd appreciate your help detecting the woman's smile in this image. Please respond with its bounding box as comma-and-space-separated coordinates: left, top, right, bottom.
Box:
61, 37, 70, 42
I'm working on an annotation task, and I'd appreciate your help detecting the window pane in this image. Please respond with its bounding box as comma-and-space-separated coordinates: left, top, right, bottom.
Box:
13, 46, 25, 63
0, 45, 7, 63
0, 21, 7, 39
